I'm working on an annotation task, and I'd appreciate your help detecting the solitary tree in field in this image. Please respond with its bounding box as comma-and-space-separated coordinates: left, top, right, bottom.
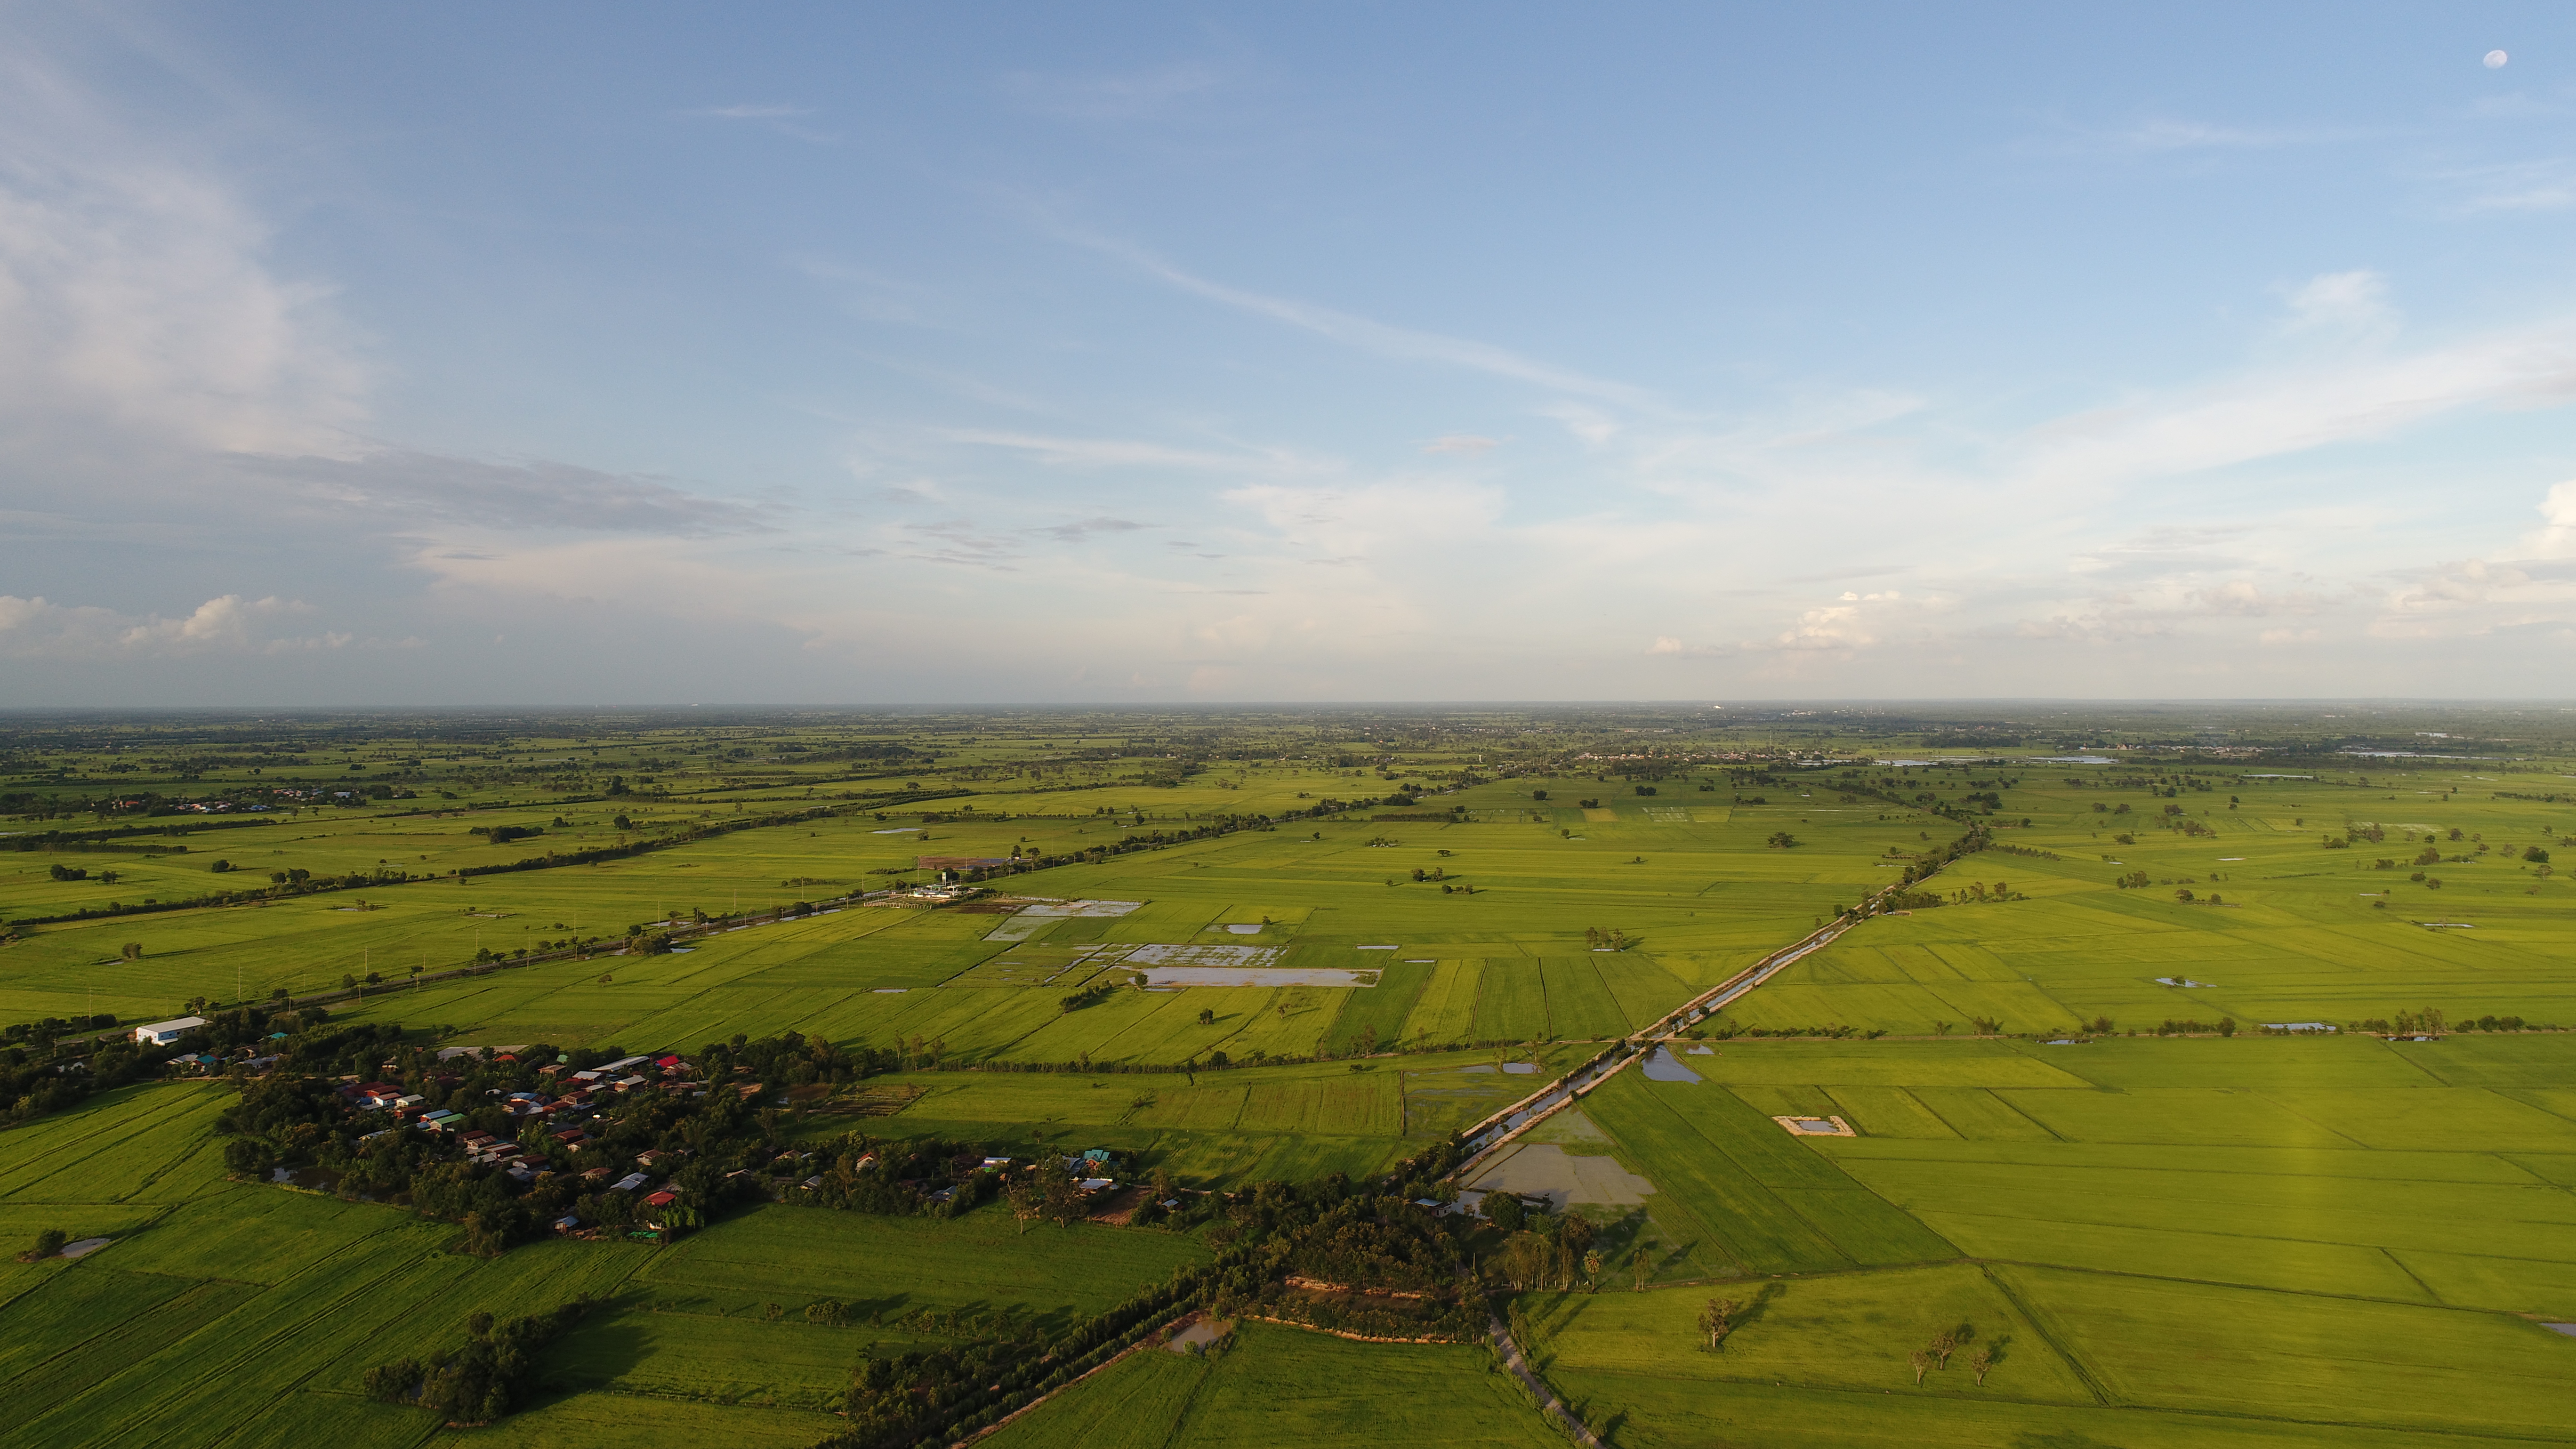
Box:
1005, 1175, 1041, 1235
1197, 1007, 1215, 1026
1699, 1297, 1741, 1350
1929, 1325, 1961, 1368
1909, 1350, 1932, 1385
1968, 1345, 1995, 1385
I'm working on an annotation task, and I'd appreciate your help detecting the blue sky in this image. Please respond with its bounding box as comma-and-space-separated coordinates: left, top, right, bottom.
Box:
4, 2, 2576, 703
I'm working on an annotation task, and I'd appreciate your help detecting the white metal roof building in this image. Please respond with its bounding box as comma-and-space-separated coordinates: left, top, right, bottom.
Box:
132, 1017, 209, 1046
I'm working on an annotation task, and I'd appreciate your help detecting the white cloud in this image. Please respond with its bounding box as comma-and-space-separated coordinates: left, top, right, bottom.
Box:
0, 594, 345, 658
2527, 480, 2576, 557
1423, 434, 1498, 456
2185, 580, 2326, 617
2015, 319, 2576, 492
2280, 269, 2393, 338
0, 49, 368, 456
1539, 402, 1620, 447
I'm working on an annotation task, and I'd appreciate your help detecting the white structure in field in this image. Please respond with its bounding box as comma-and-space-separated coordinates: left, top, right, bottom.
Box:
132, 1017, 208, 1046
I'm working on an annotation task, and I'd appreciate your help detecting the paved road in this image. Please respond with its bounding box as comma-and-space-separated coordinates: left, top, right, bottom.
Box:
1447, 871, 1940, 1179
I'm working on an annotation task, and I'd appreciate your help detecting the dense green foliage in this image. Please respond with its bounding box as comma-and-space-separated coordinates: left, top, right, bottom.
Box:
363, 1298, 595, 1424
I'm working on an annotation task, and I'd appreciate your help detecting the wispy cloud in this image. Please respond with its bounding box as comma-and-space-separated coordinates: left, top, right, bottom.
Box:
687, 104, 815, 120
2440, 157, 2576, 213
2116, 118, 2351, 152
1050, 226, 1665, 412
2279, 269, 2393, 338
1035, 516, 1151, 542
242, 451, 770, 537
2013, 315, 2576, 491
679, 102, 834, 143
0, 46, 369, 456
1422, 434, 1499, 456
1003, 64, 1222, 121
945, 427, 1328, 477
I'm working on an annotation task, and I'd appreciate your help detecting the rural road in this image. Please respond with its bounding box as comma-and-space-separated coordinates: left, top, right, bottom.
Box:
1448, 902, 1881, 1177
1489, 1314, 1603, 1447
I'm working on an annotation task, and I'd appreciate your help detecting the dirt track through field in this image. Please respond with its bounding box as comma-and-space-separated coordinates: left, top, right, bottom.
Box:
1489, 1313, 1602, 1446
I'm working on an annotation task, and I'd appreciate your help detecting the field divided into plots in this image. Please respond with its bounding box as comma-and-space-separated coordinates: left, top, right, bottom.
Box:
1723, 773, 2576, 1037
1521, 1032, 2576, 1449
981, 1320, 1559, 1449
863, 1047, 1574, 1186
0, 1082, 1209, 1448
8, 769, 1910, 1063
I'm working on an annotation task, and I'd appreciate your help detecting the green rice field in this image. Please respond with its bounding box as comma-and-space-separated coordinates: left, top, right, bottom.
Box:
6, 708, 2576, 1447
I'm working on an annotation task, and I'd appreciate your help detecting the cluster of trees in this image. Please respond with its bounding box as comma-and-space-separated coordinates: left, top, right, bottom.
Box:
1697, 1020, 1886, 1041
2346, 1007, 2449, 1035
0, 1013, 195, 1126
16, 859, 419, 926
363, 1301, 593, 1425
1905, 1320, 1996, 1386
1057, 982, 1120, 1014
1482, 1195, 1597, 1294
1193, 1177, 1485, 1342
825, 1268, 1205, 1448
2147, 1017, 2237, 1037
215, 1027, 905, 1252
783, 1132, 1011, 1220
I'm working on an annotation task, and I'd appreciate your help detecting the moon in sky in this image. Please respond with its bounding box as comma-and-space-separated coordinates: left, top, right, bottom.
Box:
2484, 49, 2509, 68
